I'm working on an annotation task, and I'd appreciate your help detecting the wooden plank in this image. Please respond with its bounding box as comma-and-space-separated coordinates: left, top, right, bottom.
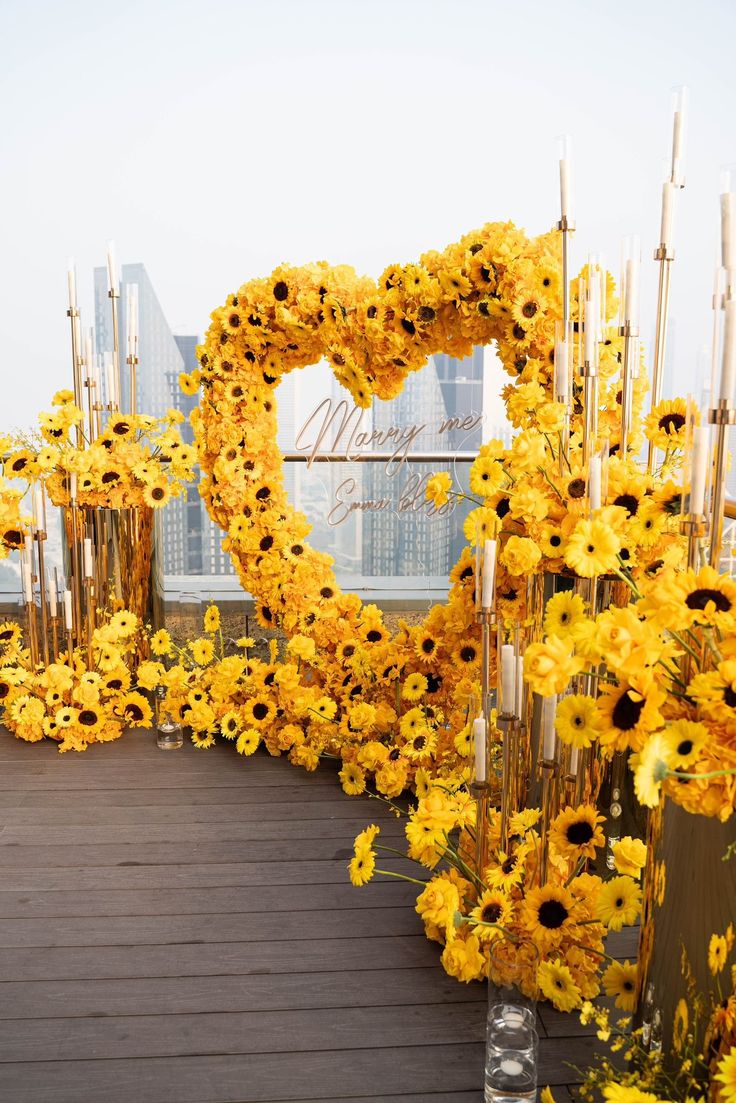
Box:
0, 818, 406, 846
0, 967, 484, 1020
0, 764, 344, 790
0, 784, 356, 809
0, 906, 423, 948
0, 933, 442, 982
0, 798, 399, 826
0, 881, 418, 919
0, 857, 425, 892
0, 1045, 486, 1102
0, 1037, 600, 1101
0, 1002, 487, 1062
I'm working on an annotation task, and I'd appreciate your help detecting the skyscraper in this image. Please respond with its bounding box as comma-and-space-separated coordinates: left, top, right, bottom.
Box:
93, 264, 234, 578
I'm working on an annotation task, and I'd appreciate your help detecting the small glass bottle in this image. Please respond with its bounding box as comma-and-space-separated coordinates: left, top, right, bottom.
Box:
155, 685, 183, 750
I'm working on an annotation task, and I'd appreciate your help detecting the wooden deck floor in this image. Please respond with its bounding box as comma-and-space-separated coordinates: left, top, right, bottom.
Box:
0, 731, 631, 1102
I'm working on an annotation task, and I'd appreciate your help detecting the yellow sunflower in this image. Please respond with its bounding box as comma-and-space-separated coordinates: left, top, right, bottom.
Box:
662, 718, 707, 770
595, 676, 665, 754
521, 884, 578, 949
242, 695, 275, 729
549, 804, 605, 862
119, 692, 153, 728
644, 397, 689, 450
469, 889, 513, 943
220, 711, 241, 740
414, 630, 439, 665
143, 479, 171, 509
191, 730, 216, 749
485, 844, 530, 891
672, 997, 688, 1052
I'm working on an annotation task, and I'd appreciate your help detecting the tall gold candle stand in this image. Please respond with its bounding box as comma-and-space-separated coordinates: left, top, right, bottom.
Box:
83, 575, 95, 667
618, 320, 639, 456
65, 625, 74, 666
538, 755, 559, 886
109, 284, 122, 412
67, 305, 84, 447
470, 774, 492, 885
50, 614, 60, 663
646, 243, 676, 473
127, 352, 138, 416
582, 362, 598, 467
69, 498, 83, 643
34, 523, 50, 668
708, 400, 735, 568
497, 710, 517, 851
477, 607, 495, 723
556, 218, 575, 474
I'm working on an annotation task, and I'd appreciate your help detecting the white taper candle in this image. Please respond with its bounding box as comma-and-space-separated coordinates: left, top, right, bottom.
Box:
554, 337, 569, 401
660, 181, 675, 247
721, 192, 736, 272
500, 644, 515, 715
624, 258, 639, 324
63, 589, 73, 630
473, 717, 486, 783
83, 537, 94, 579
481, 538, 496, 609
542, 695, 557, 762
67, 259, 77, 311
719, 298, 736, 404
106, 240, 117, 294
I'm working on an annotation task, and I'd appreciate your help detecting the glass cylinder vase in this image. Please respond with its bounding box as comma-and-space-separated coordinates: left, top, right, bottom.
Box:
485, 939, 539, 1103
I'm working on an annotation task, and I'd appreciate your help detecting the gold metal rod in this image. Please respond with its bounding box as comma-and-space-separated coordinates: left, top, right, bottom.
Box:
67, 307, 84, 448
498, 714, 515, 850
84, 577, 95, 667
709, 402, 735, 569
646, 250, 674, 474
470, 780, 491, 883
109, 288, 121, 413
539, 760, 557, 886
51, 617, 60, 663
66, 629, 74, 666
25, 601, 39, 669
69, 504, 83, 642
582, 369, 598, 466
619, 323, 639, 457
35, 532, 50, 667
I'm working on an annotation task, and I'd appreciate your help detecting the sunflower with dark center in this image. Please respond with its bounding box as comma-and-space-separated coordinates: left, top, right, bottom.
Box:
469, 889, 513, 943
550, 804, 605, 861
415, 632, 437, 663
522, 884, 577, 947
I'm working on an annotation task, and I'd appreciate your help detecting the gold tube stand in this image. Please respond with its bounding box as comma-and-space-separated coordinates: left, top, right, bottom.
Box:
708, 400, 736, 569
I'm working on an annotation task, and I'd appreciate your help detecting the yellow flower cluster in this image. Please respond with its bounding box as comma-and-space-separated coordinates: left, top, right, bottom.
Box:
348, 779, 644, 1010
0, 609, 150, 751
525, 563, 736, 821
0, 442, 31, 556
5, 392, 194, 510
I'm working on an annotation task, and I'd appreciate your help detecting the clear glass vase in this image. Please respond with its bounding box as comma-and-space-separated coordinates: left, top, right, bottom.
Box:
155, 685, 183, 750
485, 939, 539, 1103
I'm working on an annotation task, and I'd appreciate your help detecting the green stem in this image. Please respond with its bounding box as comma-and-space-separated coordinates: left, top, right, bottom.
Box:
374, 868, 428, 886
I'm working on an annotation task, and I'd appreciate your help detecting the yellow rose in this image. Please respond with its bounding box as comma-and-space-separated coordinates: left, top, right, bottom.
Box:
524, 636, 581, 696
501, 535, 542, 576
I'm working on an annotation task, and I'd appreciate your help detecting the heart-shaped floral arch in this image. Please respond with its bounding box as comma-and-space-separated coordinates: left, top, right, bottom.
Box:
190, 222, 570, 775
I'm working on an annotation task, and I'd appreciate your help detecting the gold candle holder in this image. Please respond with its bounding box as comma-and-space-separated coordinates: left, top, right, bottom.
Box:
67, 305, 84, 447
50, 615, 61, 663
83, 576, 95, 667
646, 244, 675, 473
127, 353, 138, 416
556, 219, 575, 475
618, 320, 640, 456
34, 526, 50, 668
470, 779, 492, 886
582, 364, 598, 467
539, 757, 559, 886
65, 627, 74, 667
497, 712, 517, 851
109, 285, 122, 414
69, 500, 84, 643
475, 607, 495, 722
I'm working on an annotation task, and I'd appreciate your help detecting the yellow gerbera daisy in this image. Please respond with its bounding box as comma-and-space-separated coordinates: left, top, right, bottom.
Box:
339, 762, 366, 796
554, 694, 599, 749
543, 590, 587, 638
709, 932, 728, 976
596, 876, 641, 931
402, 672, 428, 702
203, 605, 220, 634
236, 728, 260, 756
565, 519, 621, 577
189, 637, 215, 665
602, 959, 637, 1011
538, 958, 582, 1012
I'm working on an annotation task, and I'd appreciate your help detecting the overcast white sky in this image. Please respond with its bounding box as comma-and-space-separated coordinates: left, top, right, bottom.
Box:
1, 0, 735, 431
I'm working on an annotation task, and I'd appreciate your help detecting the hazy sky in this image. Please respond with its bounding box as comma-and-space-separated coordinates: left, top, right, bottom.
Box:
1, 0, 735, 431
